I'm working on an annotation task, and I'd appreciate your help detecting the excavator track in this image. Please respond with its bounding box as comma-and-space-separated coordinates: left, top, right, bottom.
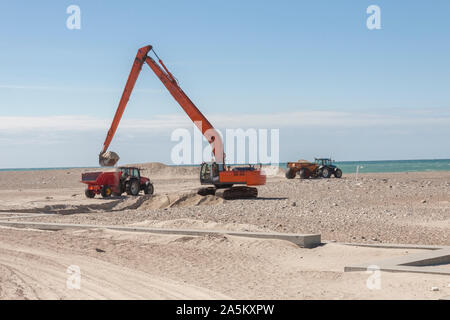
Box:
197, 186, 258, 200
197, 187, 217, 196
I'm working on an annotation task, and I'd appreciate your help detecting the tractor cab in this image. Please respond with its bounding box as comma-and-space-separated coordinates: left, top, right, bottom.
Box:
314, 158, 334, 168
119, 167, 141, 180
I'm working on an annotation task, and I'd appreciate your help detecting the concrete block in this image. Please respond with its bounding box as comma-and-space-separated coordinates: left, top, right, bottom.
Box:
0, 221, 321, 248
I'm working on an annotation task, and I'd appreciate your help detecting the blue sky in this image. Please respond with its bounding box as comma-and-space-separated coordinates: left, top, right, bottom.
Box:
0, 0, 449, 168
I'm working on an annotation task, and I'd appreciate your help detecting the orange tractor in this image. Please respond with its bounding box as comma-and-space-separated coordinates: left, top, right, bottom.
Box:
97, 45, 266, 199
286, 158, 342, 179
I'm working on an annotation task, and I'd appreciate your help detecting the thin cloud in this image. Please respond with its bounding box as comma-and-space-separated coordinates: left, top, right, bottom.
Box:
0, 109, 449, 133
0, 84, 162, 94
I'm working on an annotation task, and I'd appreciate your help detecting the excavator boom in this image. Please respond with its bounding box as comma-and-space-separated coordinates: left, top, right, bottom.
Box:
100, 45, 223, 166
144, 55, 223, 164
99, 46, 151, 166
99, 45, 265, 195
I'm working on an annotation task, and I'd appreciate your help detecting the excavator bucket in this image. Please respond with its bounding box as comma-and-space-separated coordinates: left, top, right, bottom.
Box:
99, 151, 120, 167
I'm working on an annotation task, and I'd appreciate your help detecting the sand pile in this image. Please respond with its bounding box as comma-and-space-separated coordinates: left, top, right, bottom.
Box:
262, 165, 285, 177
128, 218, 268, 232
127, 162, 200, 179
0, 192, 222, 214
138, 193, 223, 210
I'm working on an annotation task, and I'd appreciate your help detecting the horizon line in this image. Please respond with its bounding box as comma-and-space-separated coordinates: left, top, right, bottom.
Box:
1, 158, 449, 171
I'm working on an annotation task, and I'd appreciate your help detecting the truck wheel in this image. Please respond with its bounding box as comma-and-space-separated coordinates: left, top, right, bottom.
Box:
144, 183, 154, 195
334, 168, 342, 178
85, 188, 95, 198
322, 167, 331, 178
101, 185, 112, 198
285, 169, 296, 179
126, 179, 140, 196
299, 168, 310, 179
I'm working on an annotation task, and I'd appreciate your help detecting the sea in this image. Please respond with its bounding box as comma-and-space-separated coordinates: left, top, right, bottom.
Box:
283, 159, 450, 174
1, 159, 450, 174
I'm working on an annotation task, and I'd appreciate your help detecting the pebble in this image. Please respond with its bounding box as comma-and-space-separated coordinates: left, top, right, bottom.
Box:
430, 287, 439, 292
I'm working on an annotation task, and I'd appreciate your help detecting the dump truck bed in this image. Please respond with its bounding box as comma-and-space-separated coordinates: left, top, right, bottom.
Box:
81, 171, 121, 186
81, 172, 103, 182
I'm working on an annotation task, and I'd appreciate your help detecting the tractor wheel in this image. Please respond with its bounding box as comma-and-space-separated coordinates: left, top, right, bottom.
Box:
285, 168, 296, 179
322, 167, 331, 178
126, 179, 140, 196
299, 168, 310, 179
85, 188, 95, 198
334, 168, 343, 178
144, 183, 154, 195
101, 185, 112, 198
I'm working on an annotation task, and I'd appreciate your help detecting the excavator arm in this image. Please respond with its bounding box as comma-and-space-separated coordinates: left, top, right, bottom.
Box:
99, 45, 224, 166
99, 46, 151, 166
99, 44, 265, 198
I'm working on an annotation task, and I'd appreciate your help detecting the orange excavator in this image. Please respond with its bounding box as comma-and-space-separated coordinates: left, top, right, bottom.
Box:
99, 45, 266, 199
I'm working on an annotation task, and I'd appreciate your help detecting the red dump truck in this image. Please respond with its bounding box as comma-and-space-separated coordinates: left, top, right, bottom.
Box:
81, 166, 154, 198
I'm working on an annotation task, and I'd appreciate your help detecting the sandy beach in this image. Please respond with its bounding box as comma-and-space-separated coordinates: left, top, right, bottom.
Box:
0, 164, 449, 299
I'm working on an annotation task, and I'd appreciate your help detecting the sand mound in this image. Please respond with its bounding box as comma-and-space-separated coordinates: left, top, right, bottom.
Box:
129, 218, 268, 232
139, 193, 223, 210
262, 165, 285, 177
0, 192, 223, 215
127, 163, 200, 179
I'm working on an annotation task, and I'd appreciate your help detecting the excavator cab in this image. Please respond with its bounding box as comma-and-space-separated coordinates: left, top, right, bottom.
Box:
200, 162, 220, 185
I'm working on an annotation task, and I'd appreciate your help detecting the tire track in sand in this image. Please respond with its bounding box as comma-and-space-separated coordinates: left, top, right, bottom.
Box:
0, 241, 229, 299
